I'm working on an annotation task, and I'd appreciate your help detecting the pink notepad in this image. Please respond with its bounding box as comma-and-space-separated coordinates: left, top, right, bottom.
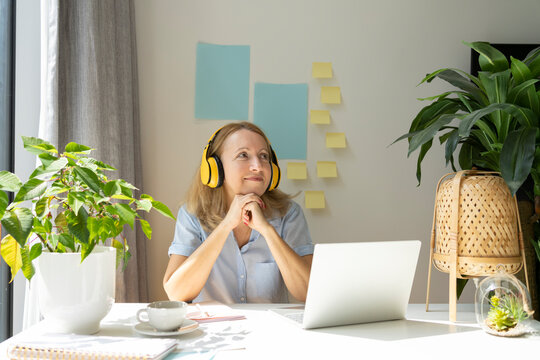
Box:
187, 301, 246, 323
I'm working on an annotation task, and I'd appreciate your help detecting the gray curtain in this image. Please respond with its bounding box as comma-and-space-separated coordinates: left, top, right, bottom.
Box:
39, 0, 147, 303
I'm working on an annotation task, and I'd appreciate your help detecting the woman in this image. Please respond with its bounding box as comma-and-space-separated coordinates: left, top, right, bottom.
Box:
163, 122, 313, 303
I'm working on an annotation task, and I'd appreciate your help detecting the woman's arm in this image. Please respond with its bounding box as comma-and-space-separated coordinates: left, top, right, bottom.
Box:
163, 220, 232, 302
163, 194, 265, 302
243, 202, 313, 302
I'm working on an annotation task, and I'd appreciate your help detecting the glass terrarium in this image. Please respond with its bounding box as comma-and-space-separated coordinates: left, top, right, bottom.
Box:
475, 271, 534, 337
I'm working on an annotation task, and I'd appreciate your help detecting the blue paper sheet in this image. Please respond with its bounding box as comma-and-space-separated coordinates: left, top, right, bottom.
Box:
253, 83, 308, 160
195, 43, 250, 120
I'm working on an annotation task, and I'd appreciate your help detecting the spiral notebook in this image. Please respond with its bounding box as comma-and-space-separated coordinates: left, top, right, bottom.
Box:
7, 334, 178, 360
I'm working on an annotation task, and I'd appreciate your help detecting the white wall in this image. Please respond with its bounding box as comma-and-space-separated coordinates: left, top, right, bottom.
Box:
13, 0, 40, 334
133, 0, 540, 304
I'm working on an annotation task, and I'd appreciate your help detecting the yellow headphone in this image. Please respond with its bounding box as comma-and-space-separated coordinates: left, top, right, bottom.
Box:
200, 126, 281, 191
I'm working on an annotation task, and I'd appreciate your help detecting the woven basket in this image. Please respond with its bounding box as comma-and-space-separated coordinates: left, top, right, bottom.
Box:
426, 170, 529, 321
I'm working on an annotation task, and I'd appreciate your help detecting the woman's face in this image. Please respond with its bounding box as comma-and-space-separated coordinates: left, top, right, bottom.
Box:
220, 129, 272, 201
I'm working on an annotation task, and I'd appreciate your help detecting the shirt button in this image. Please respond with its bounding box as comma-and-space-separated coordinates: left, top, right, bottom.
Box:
240, 274, 245, 279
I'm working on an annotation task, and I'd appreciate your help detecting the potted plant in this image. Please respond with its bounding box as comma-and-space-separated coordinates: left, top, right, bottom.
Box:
0, 137, 175, 333
394, 41, 540, 301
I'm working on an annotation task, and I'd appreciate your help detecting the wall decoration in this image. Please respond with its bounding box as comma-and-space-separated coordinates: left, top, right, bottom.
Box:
312, 62, 333, 78
305, 191, 325, 209
320, 86, 341, 104
326, 132, 346, 148
287, 162, 308, 179
316, 161, 337, 178
194, 42, 250, 120
254, 82, 308, 160
310, 110, 331, 124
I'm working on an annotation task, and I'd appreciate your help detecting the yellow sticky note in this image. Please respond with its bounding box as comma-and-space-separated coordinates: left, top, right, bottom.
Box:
326, 133, 346, 148
305, 191, 325, 209
312, 62, 333, 78
321, 86, 341, 104
287, 162, 307, 180
310, 110, 331, 124
317, 161, 337, 178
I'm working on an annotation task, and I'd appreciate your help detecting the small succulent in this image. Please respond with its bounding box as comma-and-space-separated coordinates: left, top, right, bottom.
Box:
486, 295, 529, 331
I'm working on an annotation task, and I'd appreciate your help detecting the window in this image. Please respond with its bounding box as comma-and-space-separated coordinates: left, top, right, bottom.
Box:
0, 0, 15, 342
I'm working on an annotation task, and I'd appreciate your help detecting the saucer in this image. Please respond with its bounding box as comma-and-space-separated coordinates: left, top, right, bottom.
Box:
133, 319, 199, 337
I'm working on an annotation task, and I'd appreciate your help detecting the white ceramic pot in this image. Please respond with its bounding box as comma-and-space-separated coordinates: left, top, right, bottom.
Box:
35, 246, 116, 334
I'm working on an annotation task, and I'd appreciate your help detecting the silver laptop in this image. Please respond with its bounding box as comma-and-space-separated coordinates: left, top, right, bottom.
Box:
272, 240, 421, 329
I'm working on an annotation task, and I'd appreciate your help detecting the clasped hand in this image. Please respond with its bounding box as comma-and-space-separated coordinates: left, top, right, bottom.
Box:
223, 193, 268, 232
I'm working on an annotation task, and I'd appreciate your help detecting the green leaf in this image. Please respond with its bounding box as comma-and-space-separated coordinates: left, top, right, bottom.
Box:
463, 41, 509, 73
37, 153, 58, 167
420, 69, 485, 104
29, 157, 69, 180
13, 178, 48, 202
458, 103, 538, 138
510, 56, 532, 84
500, 128, 536, 195
415, 140, 433, 186
1, 208, 34, 246
507, 79, 539, 104
0, 171, 22, 192
0, 235, 22, 282
0, 191, 8, 218
408, 114, 458, 156
93, 160, 116, 171
29, 243, 42, 261
22, 136, 58, 155
151, 200, 175, 220
66, 208, 89, 244
136, 199, 152, 212
54, 211, 68, 231
57, 233, 76, 252
34, 196, 49, 218
20, 246, 35, 280
478, 70, 510, 134
140, 194, 154, 201
80, 241, 96, 262
458, 142, 473, 170
67, 192, 86, 215
73, 166, 102, 194
113, 203, 136, 229
103, 180, 122, 197
139, 219, 152, 240
444, 130, 460, 166
87, 217, 100, 241
64, 142, 93, 154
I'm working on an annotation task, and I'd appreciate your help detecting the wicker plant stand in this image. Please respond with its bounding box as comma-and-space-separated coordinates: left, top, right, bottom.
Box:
425, 170, 530, 322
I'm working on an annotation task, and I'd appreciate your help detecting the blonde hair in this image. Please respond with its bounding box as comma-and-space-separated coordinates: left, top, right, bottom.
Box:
186, 122, 292, 232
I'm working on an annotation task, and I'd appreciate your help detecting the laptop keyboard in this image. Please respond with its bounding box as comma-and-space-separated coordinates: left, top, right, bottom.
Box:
284, 312, 304, 324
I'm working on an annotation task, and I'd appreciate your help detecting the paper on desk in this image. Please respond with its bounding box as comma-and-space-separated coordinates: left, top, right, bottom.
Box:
172, 320, 248, 356
187, 301, 246, 323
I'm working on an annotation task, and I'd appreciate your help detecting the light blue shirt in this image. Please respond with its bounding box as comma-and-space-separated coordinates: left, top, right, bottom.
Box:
168, 201, 314, 304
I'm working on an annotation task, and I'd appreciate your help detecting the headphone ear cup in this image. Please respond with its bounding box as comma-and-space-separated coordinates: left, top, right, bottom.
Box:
206, 156, 224, 188
267, 148, 281, 191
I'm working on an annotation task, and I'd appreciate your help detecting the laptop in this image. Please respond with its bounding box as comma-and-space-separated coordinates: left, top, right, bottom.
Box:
272, 240, 421, 329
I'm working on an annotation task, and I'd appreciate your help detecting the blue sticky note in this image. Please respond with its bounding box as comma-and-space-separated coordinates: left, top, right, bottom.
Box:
254, 83, 308, 160
195, 43, 250, 120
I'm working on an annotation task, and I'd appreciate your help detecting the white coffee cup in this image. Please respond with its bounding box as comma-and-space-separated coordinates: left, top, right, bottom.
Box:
136, 300, 188, 331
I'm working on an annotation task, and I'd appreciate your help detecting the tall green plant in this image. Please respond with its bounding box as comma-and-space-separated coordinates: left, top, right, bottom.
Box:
0, 137, 175, 281
394, 41, 540, 260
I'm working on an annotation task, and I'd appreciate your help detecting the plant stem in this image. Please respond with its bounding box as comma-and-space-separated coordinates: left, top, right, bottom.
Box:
36, 233, 54, 252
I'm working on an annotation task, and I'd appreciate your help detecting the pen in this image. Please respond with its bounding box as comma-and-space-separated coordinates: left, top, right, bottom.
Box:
196, 303, 210, 317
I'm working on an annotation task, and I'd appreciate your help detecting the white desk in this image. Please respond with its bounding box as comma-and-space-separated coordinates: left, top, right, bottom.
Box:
2, 303, 539, 359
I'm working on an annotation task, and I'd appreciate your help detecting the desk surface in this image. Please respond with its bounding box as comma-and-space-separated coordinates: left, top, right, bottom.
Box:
2, 303, 539, 359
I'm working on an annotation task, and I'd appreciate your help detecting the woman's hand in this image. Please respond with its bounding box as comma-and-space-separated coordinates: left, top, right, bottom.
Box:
222, 193, 265, 231
243, 200, 269, 232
